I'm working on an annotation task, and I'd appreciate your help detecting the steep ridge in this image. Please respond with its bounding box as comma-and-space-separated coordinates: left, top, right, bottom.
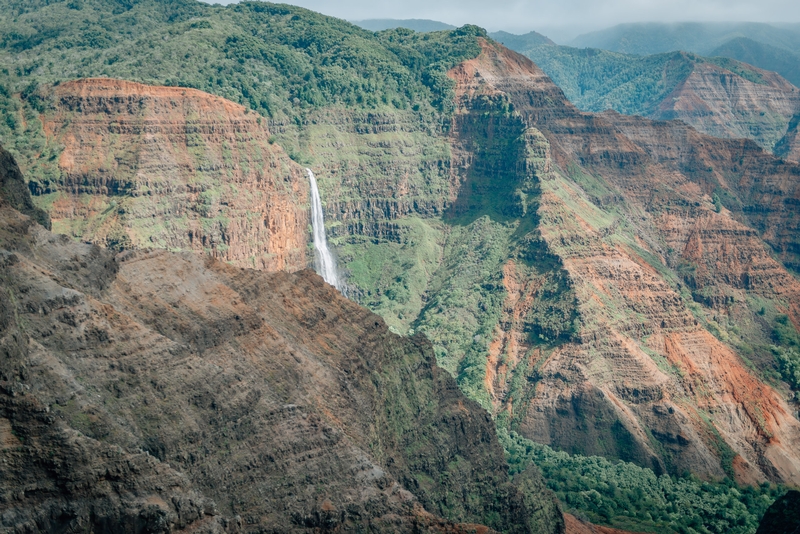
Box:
510, 45, 800, 152
649, 60, 800, 151
0, 147, 564, 533
437, 39, 800, 485
0, 144, 50, 229
33, 78, 310, 272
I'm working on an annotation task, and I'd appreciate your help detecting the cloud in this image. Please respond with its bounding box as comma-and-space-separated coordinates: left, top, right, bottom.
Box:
202, 0, 800, 33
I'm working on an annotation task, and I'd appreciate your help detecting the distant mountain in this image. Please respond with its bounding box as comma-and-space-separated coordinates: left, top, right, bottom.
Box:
489, 30, 554, 49
516, 45, 800, 151
710, 37, 800, 88
353, 18, 455, 32
571, 22, 800, 56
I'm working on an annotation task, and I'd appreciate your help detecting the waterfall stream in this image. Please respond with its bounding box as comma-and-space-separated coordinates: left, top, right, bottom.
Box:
306, 168, 342, 291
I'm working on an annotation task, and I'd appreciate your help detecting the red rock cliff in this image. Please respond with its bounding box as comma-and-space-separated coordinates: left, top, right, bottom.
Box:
446, 40, 800, 485
38, 78, 309, 272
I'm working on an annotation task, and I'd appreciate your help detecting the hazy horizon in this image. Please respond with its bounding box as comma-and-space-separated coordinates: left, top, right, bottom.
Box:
201, 0, 800, 37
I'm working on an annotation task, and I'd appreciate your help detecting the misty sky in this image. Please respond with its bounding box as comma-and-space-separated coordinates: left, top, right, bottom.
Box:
203, 0, 800, 36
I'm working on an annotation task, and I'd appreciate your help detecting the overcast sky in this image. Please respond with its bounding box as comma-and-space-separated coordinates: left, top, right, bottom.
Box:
204, 0, 800, 37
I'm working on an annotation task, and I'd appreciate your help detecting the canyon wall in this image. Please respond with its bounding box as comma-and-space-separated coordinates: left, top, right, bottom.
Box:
429, 40, 800, 485
0, 148, 564, 533
35, 78, 309, 272
650, 61, 800, 152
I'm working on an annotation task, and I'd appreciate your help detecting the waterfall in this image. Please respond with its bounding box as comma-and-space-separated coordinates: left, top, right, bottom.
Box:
306, 168, 342, 291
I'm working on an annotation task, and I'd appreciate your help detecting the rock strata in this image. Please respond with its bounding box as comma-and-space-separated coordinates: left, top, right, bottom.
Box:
650, 60, 800, 152
0, 148, 564, 532
36, 78, 309, 272
441, 40, 800, 485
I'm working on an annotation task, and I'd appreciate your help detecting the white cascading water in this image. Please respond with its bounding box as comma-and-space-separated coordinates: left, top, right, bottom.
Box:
306, 168, 342, 291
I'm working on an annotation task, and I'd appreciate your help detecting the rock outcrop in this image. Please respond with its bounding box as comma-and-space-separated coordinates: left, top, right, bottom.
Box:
0, 146, 50, 229
0, 149, 564, 533
34, 78, 309, 272
435, 39, 800, 485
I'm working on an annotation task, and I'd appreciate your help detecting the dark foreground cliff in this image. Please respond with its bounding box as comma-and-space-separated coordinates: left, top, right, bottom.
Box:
0, 147, 564, 533
755, 490, 800, 534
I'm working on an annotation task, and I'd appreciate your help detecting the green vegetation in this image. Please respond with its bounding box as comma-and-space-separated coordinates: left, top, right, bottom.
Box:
501, 429, 786, 534
771, 314, 800, 393
710, 37, 800, 88
568, 22, 800, 57
339, 216, 444, 333
517, 46, 765, 118
0, 0, 481, 117
0, 0, 484, 180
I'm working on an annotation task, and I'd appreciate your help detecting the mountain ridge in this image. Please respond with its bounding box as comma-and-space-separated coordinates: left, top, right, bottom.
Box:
0, 142, 565, 533
570, 22, 800, 56
352, 19, 456, 32
499, 42, 800, 154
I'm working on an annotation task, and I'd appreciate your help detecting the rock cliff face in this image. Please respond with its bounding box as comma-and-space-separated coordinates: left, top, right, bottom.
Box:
33, 78, 309, 272
649, 60, 800, 152
7, 34, 800, 491
433, 40, 800, 485
0, 150, 565, 533
0, 146, 50, 229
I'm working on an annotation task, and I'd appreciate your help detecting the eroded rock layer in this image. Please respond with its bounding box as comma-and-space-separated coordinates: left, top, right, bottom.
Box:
436, 40, 800, 485
0, 149, 564, 533
36, 78, 309, 272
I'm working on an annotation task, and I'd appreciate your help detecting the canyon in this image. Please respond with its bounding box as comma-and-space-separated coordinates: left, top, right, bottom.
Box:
10, 33, 800, 487
0, 145, 564, 532
2, 1, 800, 530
